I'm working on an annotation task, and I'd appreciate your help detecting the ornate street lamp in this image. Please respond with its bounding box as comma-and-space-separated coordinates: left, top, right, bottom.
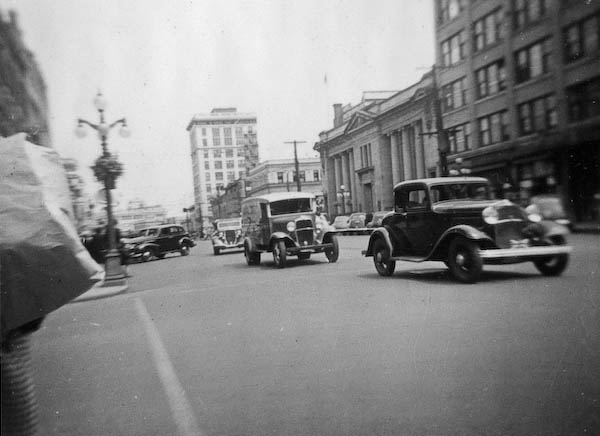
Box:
75, 92, 130, 286
337, 184, 349, 215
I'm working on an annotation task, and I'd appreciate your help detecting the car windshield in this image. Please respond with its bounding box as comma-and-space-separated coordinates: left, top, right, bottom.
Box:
269, 198, 313, 216
146, 228, 158, 236
430, 183, 491, 203
217, 219, 241, 230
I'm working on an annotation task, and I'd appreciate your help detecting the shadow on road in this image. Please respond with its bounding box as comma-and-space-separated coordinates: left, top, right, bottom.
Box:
358, 267, 545, 284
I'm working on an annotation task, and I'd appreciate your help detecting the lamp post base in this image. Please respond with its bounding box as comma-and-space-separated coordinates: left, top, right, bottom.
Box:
102, 250, 127, 287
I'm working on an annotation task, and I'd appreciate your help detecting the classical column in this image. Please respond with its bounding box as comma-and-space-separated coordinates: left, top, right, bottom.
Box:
401, 127, 413, 180
326, 157, 337, 216
349, 149, 358, 210
341, 152, 350, 211
390, 131, 401, 186
414, 122, 425, 179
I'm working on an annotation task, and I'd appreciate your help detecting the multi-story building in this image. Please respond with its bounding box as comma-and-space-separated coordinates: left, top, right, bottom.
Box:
112, 199, 167, 235
434, 0, 600, 221
187, 108, 258, 230
245, 157, 323, 197
0, 10, 50, 146
315, 80, 439, 217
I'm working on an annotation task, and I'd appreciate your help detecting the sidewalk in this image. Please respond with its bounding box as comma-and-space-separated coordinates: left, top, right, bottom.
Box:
573, 221, 600, 234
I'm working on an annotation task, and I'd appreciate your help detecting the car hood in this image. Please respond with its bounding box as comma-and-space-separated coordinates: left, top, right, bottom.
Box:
432, 199, 505, 213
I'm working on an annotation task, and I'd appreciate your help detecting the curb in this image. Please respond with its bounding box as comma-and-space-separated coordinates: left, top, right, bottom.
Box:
71, 282, 128, 303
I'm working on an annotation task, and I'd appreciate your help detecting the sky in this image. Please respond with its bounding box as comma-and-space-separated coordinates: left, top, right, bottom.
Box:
6, 0, 434, 215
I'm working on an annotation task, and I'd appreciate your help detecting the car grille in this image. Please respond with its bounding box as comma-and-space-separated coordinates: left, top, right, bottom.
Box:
494, 221, 527, 249
225, 230, 237, 244
296, 219, 313, 230
296, 229, 314, 246
497, 204, 525, 221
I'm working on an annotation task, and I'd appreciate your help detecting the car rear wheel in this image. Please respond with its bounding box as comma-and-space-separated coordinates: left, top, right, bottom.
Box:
272, 240, 287, 268
533, 235, 569, 276
325, 235, 339, 263
373, 239, 395, 276
244, 243, 260, 266
448, 238, 483, 283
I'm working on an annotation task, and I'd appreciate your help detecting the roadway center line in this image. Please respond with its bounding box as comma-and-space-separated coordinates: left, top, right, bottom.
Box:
134, 297, 205, 436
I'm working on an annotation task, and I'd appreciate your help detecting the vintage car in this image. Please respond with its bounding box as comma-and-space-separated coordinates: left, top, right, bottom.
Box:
366, 210, 393, 228
363, 177, 572, 283
211, 218, 244, 255
241, 192, 339, 268
121, 224, 195, 262
529, 194, 573, 230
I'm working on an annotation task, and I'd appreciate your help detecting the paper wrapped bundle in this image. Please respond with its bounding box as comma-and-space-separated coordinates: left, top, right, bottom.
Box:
0, 134, 104, 339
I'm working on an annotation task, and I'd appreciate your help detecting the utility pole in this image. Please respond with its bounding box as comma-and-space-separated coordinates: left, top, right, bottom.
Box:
431, 64, 450, 176
285, 140, 306, 192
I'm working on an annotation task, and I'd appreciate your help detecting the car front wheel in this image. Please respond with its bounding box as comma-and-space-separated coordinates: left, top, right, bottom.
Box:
373, 239, 395, 276
181, 245, 190, 256
448, 237, 483, 283
325, 235, 339, 263
533, 235, 569, 276
141, 247, 155, 262
272, 240, 287, 268
244, 243, 260, 266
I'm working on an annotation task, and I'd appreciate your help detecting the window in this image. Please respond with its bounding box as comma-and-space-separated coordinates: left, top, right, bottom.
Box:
213, 149, 222, 158
313, 170, 320, 181
513, 0, 548, 29
478, 110, 509, 146
225, 149, 234, 158
292, 171, 305, 182
439, 0, 465, 24
215, 172, 223, 181
212, 128, 221, 146
226, 160, 234, 169
203, 150, 209, 158
564, 13, 600, 63
448, 122, 471, 153
517, 94, 557, 135
238, 158, 245, 167
224, 127, 232, 146
202, 138, 208, 147
566, 76, 600, 122
442, 77, 467, 111
206, 184, 212, 193
473, 9, 505, 52
205, 173, 211, 181
475, 59, 506, 99
515, 38, 552, 83
277, 172, 284, 183
227, 171, 235, 182
201, 127, 206, 136
204, 161, 210, 170
214, 161, 222, 169
441, 31, 465, 66
395, 187, 428, 211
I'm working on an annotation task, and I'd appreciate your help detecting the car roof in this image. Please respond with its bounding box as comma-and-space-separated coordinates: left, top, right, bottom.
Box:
140, 224, 182, 230
393, 176, 489, 191
243, 191, 315, 203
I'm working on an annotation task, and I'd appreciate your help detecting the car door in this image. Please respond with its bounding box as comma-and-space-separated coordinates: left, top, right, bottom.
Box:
403, 186, 436, 256
259, 202, 271, 248
157, 227, 172, 251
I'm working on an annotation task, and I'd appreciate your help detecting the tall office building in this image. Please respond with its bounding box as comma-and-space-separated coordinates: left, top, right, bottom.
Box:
434, 0, 600, 221
187, 108, 258, 230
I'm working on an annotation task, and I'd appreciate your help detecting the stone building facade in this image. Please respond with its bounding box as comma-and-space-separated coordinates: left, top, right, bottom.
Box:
314, 78, 439, 217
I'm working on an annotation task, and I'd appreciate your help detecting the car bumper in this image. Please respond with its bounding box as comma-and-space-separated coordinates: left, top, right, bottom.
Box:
286, 242, 335, 253
479, 245, 572, 259
213, 241, 244, 250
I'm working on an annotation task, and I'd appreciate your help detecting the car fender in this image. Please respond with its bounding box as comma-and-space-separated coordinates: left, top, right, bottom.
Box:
364, 227, 393, 257
322, 230, 337, 244
538, 220, 570, 238
179, 236, 195, 248
428, 225, 495, 260
270, 232, 295, 248
137, 242, 160, 251
243, 236, 258, 253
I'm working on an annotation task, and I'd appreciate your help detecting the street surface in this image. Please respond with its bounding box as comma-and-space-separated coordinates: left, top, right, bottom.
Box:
32, 234, 599, 436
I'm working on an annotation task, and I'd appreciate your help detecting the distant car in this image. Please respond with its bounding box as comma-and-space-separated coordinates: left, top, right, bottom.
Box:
332, 215, 350, 230
363, 177, 572, 283
121, 224, 195, 262
241, 192, 339, 268
366, 211, 393, 228
348, 212, 367, 229
529, 194, 573, 230
211, 218, 244, 255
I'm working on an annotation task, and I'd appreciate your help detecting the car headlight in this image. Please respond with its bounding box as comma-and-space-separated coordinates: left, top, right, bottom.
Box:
286, 221, 296, 232
525, 204, 542, 223
218, 231, 224, 238
236, 229, 242, 236
482, 206, 499, 224
315, 221, 323, 232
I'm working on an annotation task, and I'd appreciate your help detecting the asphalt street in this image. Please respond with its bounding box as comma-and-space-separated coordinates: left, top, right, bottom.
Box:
32, 233, 600, 436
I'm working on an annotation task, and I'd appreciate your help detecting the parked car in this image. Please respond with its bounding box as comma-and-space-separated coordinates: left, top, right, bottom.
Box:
241, 192, 339, 268
211, 218, 244, 255
366, 210, 393, 228
121, 224, 195, 262
332, 215, 350, 230
363, 177, 572, 283
528, 194, 573, 230
348, 212, 367, 229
